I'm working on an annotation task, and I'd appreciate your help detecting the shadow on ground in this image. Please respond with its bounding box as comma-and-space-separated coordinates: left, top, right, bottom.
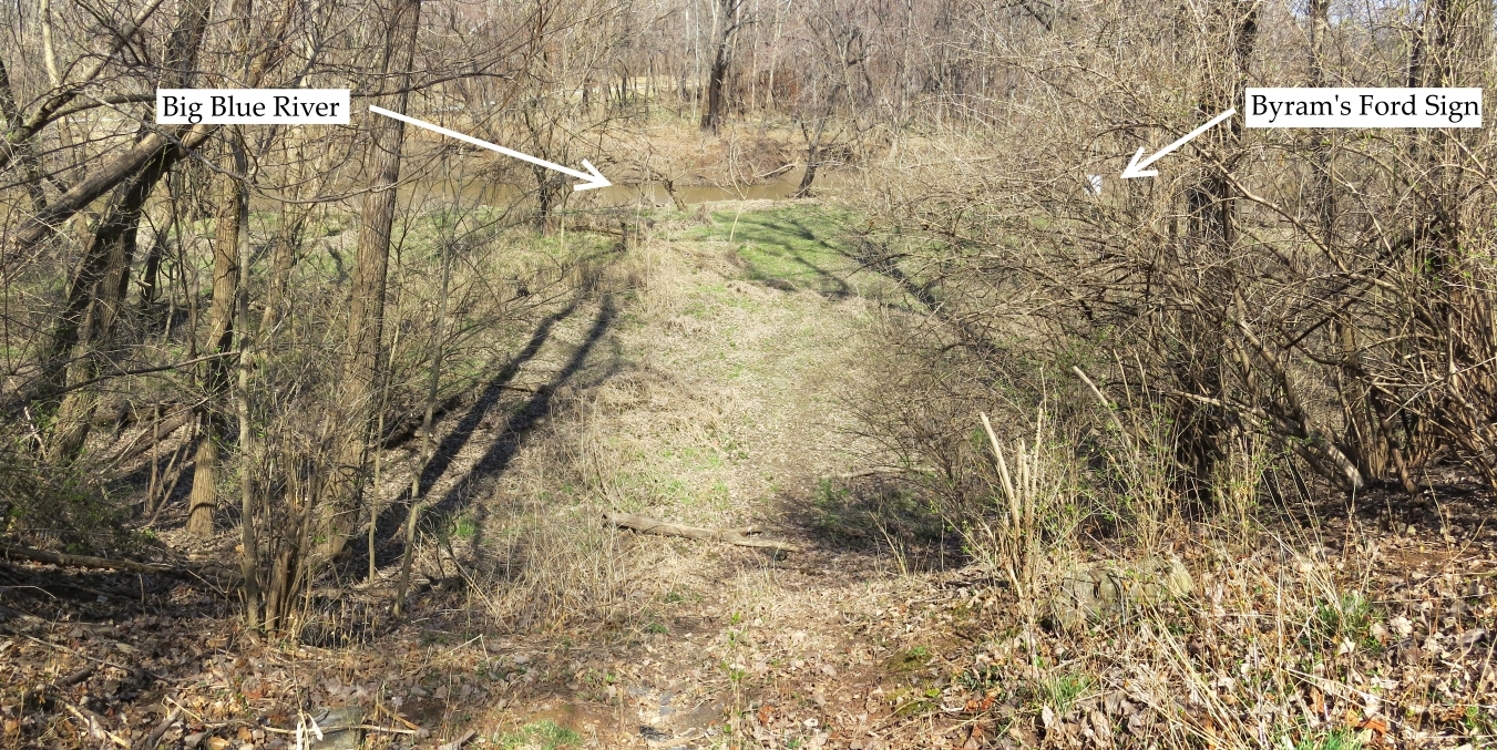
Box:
339, 293, 618, 578
779, 473, 965, 573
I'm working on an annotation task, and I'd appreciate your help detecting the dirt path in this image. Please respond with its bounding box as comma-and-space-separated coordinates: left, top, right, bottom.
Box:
340, 195, 1497, 750
441, 201, 974, 750
10, 202, 1497, 750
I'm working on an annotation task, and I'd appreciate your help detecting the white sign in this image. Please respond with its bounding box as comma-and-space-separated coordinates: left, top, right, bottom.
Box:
1245, 87, 1482, 128
156, 89, 350, 125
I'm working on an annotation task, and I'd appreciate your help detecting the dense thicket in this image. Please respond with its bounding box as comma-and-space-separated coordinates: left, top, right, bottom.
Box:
853, 1, 1496, 521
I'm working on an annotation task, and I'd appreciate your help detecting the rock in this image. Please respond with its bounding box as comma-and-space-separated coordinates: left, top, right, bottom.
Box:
1395, 642, 1424, 665
1128, 557, 1194, 605
1047, 557, 1193, 630
676, 699, 726, 733
1163, 557, 1194, 598
310, 707, 364, 750
1050, 569, 1121, 630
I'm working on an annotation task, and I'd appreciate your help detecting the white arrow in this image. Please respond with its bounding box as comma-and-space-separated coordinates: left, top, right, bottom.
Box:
369, 105, 612, 191
1121, 108, 1237, 179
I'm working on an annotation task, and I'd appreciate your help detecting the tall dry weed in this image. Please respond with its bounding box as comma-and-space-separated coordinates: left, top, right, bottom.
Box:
971, 408, 1079, 604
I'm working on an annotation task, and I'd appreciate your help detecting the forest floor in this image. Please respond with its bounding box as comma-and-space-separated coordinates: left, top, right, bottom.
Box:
5, 199, 1497, 750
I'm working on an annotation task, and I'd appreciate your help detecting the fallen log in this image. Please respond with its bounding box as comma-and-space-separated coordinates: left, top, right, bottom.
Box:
108, 404, 193, 465
0, 543, 231, 584
603, 512, 802, 552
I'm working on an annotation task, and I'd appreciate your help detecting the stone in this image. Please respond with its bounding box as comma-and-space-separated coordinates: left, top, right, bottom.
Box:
1163, 557, 1194, 598
1047, 557, 1193, 630
310, 707, 364, 750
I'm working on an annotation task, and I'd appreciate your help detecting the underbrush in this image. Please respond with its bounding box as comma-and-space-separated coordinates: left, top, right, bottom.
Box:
0, 442, 139, 555
856, 311, 1496, 747
941, 523, 1495, 749
888, 393, 1496, 748
453, 499, 647, 635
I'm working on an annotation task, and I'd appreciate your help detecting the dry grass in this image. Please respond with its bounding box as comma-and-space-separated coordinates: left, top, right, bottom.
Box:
912, 346, 1497, 749
433, 200, 893, 637
8, 199, 1495, 750
929, 391, 1497, 749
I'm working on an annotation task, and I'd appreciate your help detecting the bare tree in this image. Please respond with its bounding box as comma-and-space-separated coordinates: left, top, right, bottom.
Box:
39, 0, 216, 462
700, 0, 746, 133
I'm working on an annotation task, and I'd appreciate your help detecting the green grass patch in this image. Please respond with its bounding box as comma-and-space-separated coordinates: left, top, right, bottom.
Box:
1309, 591, 1379, 652
1291, 727, 1366, 750
495, 720, 581, 750
1035, 672, 1090, 715
679, 204, 866, 295
889, 645, 932, 672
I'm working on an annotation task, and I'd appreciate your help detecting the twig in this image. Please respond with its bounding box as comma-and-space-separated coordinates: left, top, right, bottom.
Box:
25, 634, 174, 684
604, 512, 802, 552
63, 700, 130, 748
53, 664, 96, 690
0, 544, 231, 586
1072, 366, 1133, 454
20, 352, 239, 404
142, 707, 182, 750
260, 723, 418, 736
439, 729, 477, 750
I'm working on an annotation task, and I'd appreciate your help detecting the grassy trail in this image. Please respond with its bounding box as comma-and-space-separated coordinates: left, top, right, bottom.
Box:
441, 200, 971, 749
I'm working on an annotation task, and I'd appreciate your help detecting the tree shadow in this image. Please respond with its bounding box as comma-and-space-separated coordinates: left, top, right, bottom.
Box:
778, 473, 964, 573
720, 212, 855, 298
844, 233, 1013, 369
423, 294, 616, 537
848, 236, 939, 310
411, 299, 584, 499
348, 295, 617, 575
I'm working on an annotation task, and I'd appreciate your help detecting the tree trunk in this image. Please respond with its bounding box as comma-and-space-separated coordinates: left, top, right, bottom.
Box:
7, 126, 215, 257
186, 131, 248, 536
45, 144, 193, 461
794, 123, 822, 198
700, 0, 740, 133
29, 0, 215, 461
1171, 0, 1261, 504
235, 157, 260, 632
321, 0, 422, 562
0, 56, 49, 214
395, 234, 452, 615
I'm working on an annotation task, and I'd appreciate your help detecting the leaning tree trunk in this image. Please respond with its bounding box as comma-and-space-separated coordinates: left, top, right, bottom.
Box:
793, 119, 824, 198
36, 0, 214, 462
320, 0, 422, 562
45, 148, 193, 462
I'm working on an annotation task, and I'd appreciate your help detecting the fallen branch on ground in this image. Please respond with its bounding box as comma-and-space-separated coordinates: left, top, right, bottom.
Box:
109, 405, 194, 465
0, 544, 232, 584
603, 512, 802, 552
